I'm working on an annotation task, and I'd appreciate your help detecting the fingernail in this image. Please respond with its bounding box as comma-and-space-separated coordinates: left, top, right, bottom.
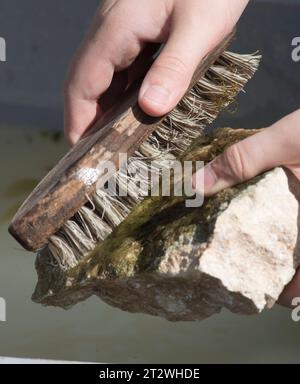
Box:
141, 84, 171, 106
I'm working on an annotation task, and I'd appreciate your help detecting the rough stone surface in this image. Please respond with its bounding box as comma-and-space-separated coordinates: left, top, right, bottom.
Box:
32, 128, 300, 321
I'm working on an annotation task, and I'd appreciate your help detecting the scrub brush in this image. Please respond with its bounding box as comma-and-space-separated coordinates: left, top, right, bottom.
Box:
9, 32, 261, 271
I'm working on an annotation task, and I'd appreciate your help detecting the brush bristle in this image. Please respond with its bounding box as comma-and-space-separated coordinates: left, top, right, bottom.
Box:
39, 50, 261, 271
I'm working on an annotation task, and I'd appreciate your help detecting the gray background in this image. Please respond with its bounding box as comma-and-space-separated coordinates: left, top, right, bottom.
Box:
0, 0, 300, 131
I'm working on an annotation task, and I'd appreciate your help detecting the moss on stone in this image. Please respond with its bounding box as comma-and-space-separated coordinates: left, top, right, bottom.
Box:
76, 128, 260, 280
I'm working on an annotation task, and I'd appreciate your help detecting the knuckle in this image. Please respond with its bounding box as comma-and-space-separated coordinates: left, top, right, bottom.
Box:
63, 69, 80, 99
63, 58, 79, 98
222, 143, 251, 183
154, 55, 191, 79
63, 77, 84, 102
115, 40, 141, 70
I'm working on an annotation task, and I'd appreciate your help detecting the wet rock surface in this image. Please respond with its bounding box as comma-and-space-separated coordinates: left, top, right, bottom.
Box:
33, 128, 300, 321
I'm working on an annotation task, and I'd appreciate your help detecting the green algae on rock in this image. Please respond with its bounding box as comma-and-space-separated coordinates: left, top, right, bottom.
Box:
32, 128, 300, 320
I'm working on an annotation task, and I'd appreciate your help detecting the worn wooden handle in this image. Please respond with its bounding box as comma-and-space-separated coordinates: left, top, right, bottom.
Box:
9, 31, 235, 252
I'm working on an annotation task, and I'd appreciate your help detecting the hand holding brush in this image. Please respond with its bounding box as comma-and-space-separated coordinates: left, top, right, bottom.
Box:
64, 0, 249, 144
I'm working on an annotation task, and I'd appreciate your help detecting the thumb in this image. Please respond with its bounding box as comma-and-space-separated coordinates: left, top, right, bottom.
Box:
138, 9, 230, 117
193, 120, 300, 196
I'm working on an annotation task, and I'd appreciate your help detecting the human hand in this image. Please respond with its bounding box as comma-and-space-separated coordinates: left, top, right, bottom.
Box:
64, 0, 249, 145
192, 109, 300, 307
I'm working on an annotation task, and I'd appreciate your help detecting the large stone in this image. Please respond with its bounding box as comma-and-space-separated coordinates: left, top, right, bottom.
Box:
32, 128, 300, 321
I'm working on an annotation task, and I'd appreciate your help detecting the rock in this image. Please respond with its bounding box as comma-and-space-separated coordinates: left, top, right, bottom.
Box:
32, 128, 300, 321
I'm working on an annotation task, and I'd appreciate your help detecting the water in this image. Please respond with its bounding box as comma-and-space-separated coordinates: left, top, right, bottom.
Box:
0, 126, 299, 364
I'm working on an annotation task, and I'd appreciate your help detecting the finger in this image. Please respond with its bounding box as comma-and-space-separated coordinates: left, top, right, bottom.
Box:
99, 44, 161, 115
138, 2, 232, 117
64, 12, 143, 145
102, 44, 160, 110
64, 44, 114, 146
193, 120, 300, 196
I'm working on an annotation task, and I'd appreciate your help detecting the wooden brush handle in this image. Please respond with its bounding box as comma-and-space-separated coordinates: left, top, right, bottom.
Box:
9, 31, 235, 252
